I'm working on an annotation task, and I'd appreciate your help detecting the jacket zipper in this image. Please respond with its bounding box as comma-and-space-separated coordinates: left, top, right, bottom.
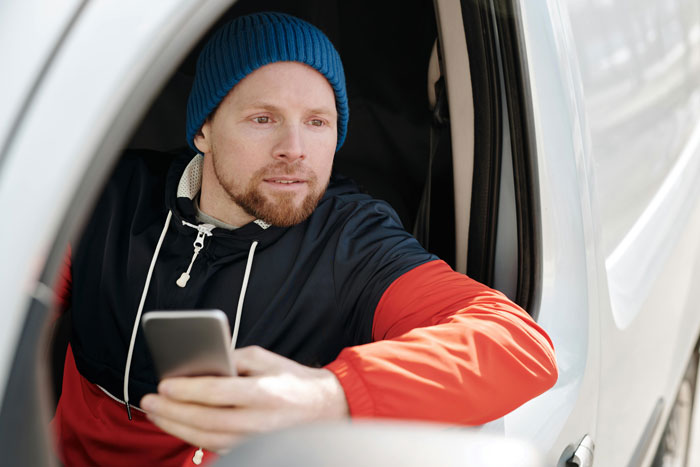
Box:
176, 222, 215, 287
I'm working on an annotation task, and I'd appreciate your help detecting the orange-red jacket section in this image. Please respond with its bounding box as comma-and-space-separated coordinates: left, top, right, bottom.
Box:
326, 259, 558, 425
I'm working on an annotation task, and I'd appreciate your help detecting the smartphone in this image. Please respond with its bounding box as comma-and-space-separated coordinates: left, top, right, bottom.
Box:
141, 309, 236, 379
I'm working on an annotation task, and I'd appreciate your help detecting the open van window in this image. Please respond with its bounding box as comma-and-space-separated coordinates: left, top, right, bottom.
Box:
0, 2, 546, 459
0, 0, 597, 464
4, 0, 700, 465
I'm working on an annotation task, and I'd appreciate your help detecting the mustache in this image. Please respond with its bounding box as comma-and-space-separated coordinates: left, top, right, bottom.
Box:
255, 161, 317, 181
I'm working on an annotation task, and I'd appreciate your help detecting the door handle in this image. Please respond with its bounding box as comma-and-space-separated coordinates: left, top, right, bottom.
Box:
568, 434, 594, 467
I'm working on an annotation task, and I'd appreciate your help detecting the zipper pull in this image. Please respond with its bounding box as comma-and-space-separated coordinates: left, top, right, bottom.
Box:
177, 222, 214, 288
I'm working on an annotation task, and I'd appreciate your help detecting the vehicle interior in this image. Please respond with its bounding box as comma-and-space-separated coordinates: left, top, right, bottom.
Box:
0, 0, 540, 464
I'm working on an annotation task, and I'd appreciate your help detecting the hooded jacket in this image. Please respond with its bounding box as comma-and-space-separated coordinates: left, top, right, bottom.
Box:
53, 150, 558, 466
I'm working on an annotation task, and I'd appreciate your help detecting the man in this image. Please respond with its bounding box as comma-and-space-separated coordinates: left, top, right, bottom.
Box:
53, 12, 557, 466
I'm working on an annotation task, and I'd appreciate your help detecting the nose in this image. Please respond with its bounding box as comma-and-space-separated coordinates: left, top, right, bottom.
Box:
273, 123, 305, 162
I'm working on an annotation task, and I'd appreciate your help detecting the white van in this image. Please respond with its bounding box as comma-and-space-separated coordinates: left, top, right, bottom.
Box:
1, 0, 699, 465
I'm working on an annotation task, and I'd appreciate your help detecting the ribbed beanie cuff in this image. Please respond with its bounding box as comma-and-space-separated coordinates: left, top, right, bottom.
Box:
186, 12, 348, 151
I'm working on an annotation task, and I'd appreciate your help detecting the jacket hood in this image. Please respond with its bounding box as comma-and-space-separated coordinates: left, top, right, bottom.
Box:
164, 152, 284, 249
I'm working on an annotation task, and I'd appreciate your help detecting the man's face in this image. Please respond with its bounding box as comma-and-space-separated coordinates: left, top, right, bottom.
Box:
195, 61, 338, 227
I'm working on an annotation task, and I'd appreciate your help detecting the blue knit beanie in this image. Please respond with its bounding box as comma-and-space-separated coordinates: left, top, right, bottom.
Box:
186, 12, 348, 152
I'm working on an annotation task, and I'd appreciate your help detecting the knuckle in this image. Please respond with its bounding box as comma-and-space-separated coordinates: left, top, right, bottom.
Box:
249, 345, 265, 356
209, 377, 232, 396
236, 345, 260, 358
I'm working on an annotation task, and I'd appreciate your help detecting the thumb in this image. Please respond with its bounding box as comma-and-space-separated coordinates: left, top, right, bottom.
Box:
232, 345, 288, 376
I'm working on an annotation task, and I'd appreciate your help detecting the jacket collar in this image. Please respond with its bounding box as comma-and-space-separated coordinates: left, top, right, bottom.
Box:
164, 152, 282, 245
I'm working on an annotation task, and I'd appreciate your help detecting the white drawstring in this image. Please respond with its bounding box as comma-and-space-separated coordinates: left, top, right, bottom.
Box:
120, 209, 260, 467
193, 240, 258, 465
123, 210, 173, 419
231, 240, 258, 350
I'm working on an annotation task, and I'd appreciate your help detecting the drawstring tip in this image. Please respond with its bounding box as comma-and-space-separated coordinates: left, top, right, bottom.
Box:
193, 448, 204, 465
126, 403, 133, 421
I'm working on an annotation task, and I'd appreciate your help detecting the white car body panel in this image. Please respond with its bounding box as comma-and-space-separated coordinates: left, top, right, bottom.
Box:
0, 0, 82, 149
502, 0, 601, 462
504, 0, 700, 465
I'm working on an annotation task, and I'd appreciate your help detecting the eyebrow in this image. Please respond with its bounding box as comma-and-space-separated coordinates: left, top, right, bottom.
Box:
245, 102, 280, 112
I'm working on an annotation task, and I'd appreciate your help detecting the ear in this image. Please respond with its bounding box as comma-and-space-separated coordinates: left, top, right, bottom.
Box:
193, 121, 212, 154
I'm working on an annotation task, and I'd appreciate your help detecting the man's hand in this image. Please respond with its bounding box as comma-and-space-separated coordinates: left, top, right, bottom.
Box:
139, 346, 349, 453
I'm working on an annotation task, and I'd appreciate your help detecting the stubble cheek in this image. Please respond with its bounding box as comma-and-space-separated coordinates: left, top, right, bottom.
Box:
211, 152, 247, 201
320, 154, 335, 187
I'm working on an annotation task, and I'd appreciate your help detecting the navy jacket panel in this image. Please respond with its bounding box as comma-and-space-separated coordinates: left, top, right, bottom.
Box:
70, 150, 436, 405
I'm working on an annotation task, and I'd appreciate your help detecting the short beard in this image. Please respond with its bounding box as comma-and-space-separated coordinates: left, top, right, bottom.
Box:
213, 158, 328, 228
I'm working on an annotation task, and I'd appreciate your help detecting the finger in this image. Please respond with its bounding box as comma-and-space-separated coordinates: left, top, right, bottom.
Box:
156, 376, 259, 407
142, 393, 244, 432
141, 393, 285, 434
233, 345, 287, 376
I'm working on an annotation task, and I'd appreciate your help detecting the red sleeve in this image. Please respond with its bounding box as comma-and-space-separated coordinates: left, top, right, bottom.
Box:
54, 245, 72, 314
325, 259, 558, 425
